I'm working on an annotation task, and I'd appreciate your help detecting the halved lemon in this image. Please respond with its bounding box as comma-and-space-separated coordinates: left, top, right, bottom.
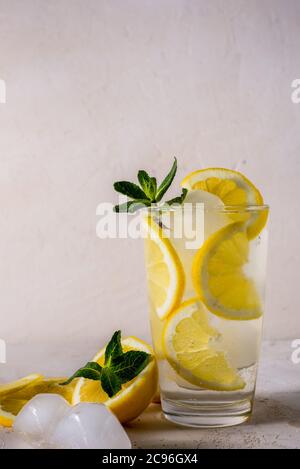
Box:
192, 222, 262, 320
0, 407, 15, 427
72, 337, 158, 423
0, 374, 43, 398
181, 168, 268, 239
4, 377, 75, 403
143, 215, 185, 320
163, 299, 245, 391
0, 376, 75, 426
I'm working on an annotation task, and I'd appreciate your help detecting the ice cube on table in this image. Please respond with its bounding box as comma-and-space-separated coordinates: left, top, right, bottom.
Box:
9, 393, 131, 449
50, 403, 131, 449
14, 393, 69, 440
0, 429, 35, 449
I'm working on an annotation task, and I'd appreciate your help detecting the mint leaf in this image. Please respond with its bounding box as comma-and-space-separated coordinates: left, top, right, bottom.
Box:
101, 367, 122, 398
151, 177, 157, 197
138, 171, 156, 200
113, 158, 182, 212
105, 330, 123, 366
155, 158, 177, 202
114, 199, 151, 213
62, 330, 153, 399
61, 362, 102, 385
166, 187, 188, 206
114, 181, 147, 200
111, 350, 150, 383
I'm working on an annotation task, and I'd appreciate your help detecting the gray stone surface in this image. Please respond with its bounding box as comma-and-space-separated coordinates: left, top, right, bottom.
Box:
1, 340, 299, 449
128, 340, 300, 448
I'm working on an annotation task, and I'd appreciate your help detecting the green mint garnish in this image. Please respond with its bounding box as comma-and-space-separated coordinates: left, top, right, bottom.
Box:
155, 158, 177, 202
113, 181, 147, 200
61, 362, 103, 385
113, 157, 188, 212
104, 330, 123, 366
110, 350, 151, 383
114, 199, 151, 213
138, 171, 157, 200
100, 367, 122, 397
61, 330, 151, 398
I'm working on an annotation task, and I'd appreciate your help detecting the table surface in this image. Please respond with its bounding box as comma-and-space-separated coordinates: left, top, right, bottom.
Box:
1, 340, 299, 449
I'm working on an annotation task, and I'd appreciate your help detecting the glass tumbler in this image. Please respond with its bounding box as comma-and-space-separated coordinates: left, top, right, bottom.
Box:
142, 204, 269, 427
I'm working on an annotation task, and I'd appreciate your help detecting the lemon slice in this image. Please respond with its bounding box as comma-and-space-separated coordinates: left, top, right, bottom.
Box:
4, 377, 75, 403
0, 407, 15, 427
192, 222, 262, 320
181, 168, 268, 239
143, 215, 185, 320
0, 374, 43, 398
72, 337, 158, 423
0, 376, 75, 425
163, 299, 245, 391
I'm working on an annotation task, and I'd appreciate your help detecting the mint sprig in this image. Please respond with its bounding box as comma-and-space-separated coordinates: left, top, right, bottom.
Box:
110, 350, 151, 383
104, 330, 123, 366
61, 362, 103, 385
113, 158, 187, 212
114, 199, 151, 213
101, 367, 122, 397
155, 158, 177, 202
113, 181, 147, 200
61, 331, 150, 398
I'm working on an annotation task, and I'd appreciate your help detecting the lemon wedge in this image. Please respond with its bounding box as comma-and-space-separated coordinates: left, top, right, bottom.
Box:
163, 299, 245, 391
72, 336, 158, 423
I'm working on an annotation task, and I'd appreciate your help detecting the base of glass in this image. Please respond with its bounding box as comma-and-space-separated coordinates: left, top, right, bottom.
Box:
162, 397, 252, 428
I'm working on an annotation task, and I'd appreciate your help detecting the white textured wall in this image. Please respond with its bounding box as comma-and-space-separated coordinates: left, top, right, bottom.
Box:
0, 0, 299, 346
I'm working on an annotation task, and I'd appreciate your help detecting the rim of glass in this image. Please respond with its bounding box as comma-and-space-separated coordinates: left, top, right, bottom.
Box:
141, 203, 269, 214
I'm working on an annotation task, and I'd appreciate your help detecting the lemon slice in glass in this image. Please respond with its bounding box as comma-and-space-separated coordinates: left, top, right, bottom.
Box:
192, 222, 262, 320
181, 168, 268, 239
163, 299, 245, 391
143, 215, 185, 320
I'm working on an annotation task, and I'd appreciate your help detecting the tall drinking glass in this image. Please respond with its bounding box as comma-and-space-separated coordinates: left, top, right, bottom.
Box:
142, 203, 269, 427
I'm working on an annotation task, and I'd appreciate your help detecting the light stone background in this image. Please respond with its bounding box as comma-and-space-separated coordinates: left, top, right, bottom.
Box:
0, 0, 300, 349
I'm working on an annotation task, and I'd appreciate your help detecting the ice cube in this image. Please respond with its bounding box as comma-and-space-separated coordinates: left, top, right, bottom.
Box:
10, 393, 131, 449
184, 189, 224, 208
13, 393, 69, 440
184, 190, 230, 237
50, 403, 131, 449
0, 429, 34, 449
161, 189, 229, 251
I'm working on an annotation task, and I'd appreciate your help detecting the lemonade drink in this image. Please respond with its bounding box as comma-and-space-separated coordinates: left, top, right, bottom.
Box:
143, 169, 269, 427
